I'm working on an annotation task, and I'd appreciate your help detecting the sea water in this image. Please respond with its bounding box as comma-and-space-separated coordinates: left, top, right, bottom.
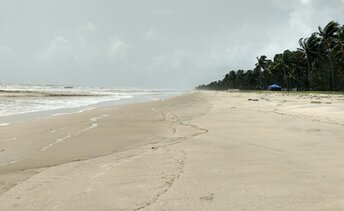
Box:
0, 84, 183, 125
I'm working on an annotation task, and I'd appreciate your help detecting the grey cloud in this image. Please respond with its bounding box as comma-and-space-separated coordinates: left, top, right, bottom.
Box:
36, 36, 72, 61
0, 46, 16, 58
0, 0, 343, 89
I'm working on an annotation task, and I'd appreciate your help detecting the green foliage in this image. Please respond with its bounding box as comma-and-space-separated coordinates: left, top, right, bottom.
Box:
197, 21, 344, 92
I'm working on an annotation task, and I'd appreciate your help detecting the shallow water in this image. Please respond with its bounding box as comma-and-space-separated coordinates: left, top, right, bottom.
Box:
0, 84, 183, 124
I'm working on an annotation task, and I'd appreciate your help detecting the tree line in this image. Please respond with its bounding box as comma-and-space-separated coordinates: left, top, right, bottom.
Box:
197, 21, 344, 91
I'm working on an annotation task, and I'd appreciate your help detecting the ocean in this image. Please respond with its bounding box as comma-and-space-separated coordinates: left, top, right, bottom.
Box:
0, 84, 183, 125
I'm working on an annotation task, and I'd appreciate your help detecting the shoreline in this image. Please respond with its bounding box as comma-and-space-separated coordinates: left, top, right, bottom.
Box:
0, 92, 205, 196
0, 93, 193, 168
1, 91, 344, 210
0, 91, 186, 127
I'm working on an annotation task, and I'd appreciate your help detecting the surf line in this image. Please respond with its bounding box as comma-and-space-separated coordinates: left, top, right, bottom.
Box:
0, 137, 17, 143
40, 114, 109, 152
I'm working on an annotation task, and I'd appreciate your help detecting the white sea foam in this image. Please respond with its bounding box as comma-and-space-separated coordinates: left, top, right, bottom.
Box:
40, 133, 72, 152
90, 114, 109, 122
56, 134, 72, 143
0, 84, 183, 118
51, 107, 96, 117
89, 123, 98, 129
0, 137, 17, 143
39, 114, 109, 152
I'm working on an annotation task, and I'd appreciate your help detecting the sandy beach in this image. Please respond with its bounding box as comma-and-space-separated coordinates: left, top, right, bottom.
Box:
0, 91, 344, 210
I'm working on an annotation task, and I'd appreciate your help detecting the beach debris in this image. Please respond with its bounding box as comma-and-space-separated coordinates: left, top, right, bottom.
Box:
200, 193, 215, 201
310, 101, 321, 104
325, 102, 332, 104
248, 98, 259, 101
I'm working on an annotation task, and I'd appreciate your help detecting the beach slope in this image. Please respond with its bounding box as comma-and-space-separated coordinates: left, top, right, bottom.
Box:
0, 91, 344, 210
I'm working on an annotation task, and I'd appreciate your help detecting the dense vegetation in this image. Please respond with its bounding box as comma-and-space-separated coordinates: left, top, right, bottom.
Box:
197, 21, 344, 91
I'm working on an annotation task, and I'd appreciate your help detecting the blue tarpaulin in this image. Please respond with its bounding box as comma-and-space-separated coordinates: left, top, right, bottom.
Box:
270, 84, 281, 88
269, 84, 282, 91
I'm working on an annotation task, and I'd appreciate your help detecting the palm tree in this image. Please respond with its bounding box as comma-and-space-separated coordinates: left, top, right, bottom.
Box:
298, 33, 321, 90
243, 70, 254, 89
256, 55, 269, 71
255, 55, 270, 89
272, 50, 299, 91
197, 21, 344, 92
317, 21, 340, 91
334, 25, 344, 90
334, 25, 344, 58
228, 70, 237, 88
235, 70, 245, 89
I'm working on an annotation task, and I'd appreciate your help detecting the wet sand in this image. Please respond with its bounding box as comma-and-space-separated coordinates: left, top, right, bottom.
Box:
0, 91, 343, 210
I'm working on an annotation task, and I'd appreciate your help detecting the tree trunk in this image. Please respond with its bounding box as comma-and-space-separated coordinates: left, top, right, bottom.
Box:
306, 57, 311, 91
328, 55, 335, 91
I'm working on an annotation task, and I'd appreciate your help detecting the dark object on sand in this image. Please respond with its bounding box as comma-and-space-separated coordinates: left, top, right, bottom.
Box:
269, 84, 282, 91
311, 101, 321, 104
248, 98, 259, 101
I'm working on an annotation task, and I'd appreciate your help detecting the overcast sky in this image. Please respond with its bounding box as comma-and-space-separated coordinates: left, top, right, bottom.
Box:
1, 0, 343, 89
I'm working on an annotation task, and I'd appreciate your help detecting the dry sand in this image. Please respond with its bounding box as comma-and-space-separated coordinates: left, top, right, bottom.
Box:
0, 91, 344, 210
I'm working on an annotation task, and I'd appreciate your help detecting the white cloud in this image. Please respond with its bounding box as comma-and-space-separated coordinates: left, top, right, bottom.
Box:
75, 22, 103, 61
263, 0, 344, 56
36, 36, 72, 61
0, 46, 15, 58
79, 22, 97, 33
107, 36, 129, 60
145, 29, 159, 40
36, 23, 129, 63
270, 0, 296, 9
147, 50, 191, 73
155, 9, 175, 15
